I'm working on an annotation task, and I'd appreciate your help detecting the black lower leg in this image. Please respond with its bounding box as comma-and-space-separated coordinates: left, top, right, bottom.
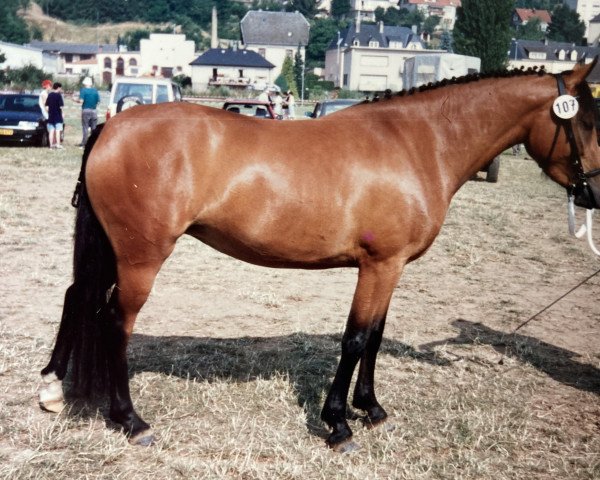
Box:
41, 284, 79, 379
352, 317, 388, 425
102, 295, 150, 439
321, 326, 368, 447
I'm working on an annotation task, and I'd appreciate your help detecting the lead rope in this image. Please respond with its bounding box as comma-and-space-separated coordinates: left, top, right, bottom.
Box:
567, 196, 600, 255
502, 200, 600, 347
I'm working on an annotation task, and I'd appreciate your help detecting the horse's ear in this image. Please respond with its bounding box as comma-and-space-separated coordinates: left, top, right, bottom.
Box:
567, 56, 598, 86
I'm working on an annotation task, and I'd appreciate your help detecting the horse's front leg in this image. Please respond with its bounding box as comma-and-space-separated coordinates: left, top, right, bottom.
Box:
321, 258, 403, 451
352, 314, 388, 427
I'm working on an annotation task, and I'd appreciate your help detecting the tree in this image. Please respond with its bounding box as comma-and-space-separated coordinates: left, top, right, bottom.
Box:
293, 46, 304, 97
280, 54, 297, 95
286, 0, 318, 19
547, 5, 585, 44
422, 15, 441, 35
306, 18, 340, 67
331, 0, 351, 19
440, 30, 453, 53
0, 0, 31, 44
453, 0, 513, 73
513, 17, 545, 41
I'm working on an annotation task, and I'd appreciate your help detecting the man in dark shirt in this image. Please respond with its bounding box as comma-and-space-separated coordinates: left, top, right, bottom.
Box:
45, 82, 64, 149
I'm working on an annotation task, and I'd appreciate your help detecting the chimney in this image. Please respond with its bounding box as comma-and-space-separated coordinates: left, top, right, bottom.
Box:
379, 21, 384, 34
356, 11, 361, 34
211, 6, 218, 49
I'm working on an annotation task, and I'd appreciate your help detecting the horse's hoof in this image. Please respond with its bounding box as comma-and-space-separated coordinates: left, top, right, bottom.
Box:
39, 399, 65, 413
331, 439, 361, 454
39, 373, 64, 413
364, 417, 395, 432
129, 430, 156, 447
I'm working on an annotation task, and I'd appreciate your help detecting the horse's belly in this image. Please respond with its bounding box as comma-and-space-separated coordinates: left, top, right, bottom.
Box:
185, 223, 358, 269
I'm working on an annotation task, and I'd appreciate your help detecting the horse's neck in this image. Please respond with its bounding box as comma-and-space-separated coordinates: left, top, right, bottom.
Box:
384, 76, 549, 191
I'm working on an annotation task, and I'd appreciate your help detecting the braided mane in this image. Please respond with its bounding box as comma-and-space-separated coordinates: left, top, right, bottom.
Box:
367, 66, 551, 103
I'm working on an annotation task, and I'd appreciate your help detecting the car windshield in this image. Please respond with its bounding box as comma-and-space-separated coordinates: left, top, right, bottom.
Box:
0, 95, 42, 113
114, 83, 153, 104
321, 102, 357, 116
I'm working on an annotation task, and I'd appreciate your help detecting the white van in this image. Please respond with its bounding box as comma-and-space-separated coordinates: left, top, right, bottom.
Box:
106, 77, 182, 120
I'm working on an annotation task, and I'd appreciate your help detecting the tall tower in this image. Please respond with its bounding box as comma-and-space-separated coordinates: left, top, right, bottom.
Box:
211, 6, 218, 49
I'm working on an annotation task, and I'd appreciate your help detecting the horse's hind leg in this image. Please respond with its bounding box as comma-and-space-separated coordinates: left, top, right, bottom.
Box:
105, 259, 165, 445
321, 258, 403, 450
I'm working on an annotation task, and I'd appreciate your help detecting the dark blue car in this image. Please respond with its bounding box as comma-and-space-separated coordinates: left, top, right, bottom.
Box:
0, 93, 48, 146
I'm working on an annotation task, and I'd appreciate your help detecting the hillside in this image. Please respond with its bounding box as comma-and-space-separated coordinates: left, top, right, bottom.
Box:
20, 2, 170, 44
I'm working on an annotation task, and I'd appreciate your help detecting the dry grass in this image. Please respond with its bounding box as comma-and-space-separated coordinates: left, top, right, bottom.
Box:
0, 106, 599, 479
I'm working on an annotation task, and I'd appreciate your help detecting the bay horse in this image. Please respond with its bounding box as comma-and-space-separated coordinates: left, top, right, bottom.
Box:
39, 60, 600, 451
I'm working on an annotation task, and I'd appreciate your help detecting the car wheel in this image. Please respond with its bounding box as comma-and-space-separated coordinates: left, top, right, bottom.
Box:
38, 130, 49, 147
486, 156, 500, 183
116, 95, 143, 113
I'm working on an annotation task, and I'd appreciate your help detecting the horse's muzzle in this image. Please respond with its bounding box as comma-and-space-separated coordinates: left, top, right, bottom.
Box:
573, 177, 600, 209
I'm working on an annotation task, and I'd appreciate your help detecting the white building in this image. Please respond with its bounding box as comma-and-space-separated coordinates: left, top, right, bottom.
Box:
324, 20, 432, 91
240, 11, 310, 77
0, 40, 60, 73
140, 33, 196, 79
564, 0, 600, 39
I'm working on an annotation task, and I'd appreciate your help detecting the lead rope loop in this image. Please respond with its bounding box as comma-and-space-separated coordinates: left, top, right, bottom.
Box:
567, 196, 600, 255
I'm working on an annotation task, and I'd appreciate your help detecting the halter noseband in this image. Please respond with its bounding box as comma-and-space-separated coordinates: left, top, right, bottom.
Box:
555, 74, 600, 208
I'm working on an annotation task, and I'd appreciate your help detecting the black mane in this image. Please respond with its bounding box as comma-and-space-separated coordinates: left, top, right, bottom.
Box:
367, 66, 550, 103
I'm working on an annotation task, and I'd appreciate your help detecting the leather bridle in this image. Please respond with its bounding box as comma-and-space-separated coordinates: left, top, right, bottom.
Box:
555, 74, 600, 208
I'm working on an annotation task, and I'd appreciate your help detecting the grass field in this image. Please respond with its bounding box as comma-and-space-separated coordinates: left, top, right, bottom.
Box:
0, 103, 599, 479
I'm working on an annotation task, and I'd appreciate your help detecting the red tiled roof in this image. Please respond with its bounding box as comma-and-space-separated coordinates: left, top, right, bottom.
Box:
514, 8, 552, 24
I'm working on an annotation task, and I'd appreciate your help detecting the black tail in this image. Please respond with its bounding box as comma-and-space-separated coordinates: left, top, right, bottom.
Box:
42, 124, 116, 397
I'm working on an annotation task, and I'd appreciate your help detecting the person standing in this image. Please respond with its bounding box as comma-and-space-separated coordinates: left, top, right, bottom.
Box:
272, 91, 283, 118
39, 79, 52, 120
75, 76, 100, 147
285, 90, 295, 119
45, 82, 64, 149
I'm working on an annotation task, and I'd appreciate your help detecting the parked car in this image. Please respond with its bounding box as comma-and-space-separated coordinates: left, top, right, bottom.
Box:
306, 99, 362, 118
106, 77, 182, 120
222, 99, 281, 119
0, 93, 48, 147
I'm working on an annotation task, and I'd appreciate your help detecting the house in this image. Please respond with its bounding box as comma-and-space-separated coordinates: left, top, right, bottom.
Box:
349, 0, 402, 22
511, 8, 552, 33
0, 40, 60, 74
139, 34, 196, 79
564, 0, 600, 39
324, 20, 435, 91
240, 11, 309, 77
189, 47, 275, 93
508, 39, 599, 73
28, 40, 119, 81
398, 0, 462, 30
588, 13, 600, 46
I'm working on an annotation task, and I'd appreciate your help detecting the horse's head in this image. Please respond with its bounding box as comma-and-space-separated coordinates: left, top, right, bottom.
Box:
526, 59, 600, 209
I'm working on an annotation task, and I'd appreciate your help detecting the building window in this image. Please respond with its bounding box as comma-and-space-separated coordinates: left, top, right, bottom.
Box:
65, 54, 73, 63
285, 49, 293, 57
570, 50, 578, 61
558, 49, 565, 60
353, 39, 360, 46
129, 58, 137, 66
528, 51, 547, 60
369, 40, 379, 48
104, 57, 112, 69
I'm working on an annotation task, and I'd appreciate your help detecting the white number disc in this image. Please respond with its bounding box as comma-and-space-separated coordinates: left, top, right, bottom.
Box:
553, 94, 579, 119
